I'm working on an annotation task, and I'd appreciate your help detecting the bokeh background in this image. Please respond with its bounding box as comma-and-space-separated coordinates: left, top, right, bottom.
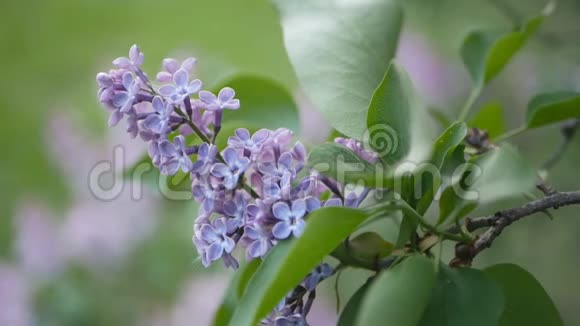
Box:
1, 0, 579, 325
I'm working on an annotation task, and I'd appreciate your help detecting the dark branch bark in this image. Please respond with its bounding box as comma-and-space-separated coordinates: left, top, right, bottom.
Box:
449, 191, 580, 265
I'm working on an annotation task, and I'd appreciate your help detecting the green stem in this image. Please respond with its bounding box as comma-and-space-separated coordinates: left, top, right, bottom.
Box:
458, 86, 482, 121
493, 125, 527, 143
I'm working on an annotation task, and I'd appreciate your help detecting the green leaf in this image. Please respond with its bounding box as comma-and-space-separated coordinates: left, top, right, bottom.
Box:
461, 15, 545, 87
236, 259, 262, 300
438, 186, 477, 225
526, 91, 580, 129
419, 265, 504, 326
338, 280, 372, 326
470, 144, 536, 203
307, 143, 392, 188
470, 101, 505, 138
356, 255, 436, 326
438, 144, 535, 224
332, 232, 393, 269
431, 122, 468, 168
230, 207, 370, 326
397, 122, 466, 231
367, 62, 413, 163
213, 75, 300, 132
485, 263, 563, 326
273, 0, 403, 139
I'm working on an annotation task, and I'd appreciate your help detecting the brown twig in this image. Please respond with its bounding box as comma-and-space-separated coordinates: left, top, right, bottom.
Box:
449, 191, 580, 265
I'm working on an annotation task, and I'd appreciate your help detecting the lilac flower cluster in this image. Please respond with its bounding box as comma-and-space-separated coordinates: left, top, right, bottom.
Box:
97, 45, 374, 324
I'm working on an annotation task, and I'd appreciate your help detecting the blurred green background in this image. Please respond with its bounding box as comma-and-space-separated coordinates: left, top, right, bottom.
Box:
0, 0, 579, 325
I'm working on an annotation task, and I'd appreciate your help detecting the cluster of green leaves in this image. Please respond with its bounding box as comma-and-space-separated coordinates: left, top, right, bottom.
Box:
216, 0, 580, 325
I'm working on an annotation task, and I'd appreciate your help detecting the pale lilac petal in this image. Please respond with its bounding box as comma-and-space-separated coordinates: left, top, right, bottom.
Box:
143, 115, 162, 133
253, 129, 270, 143
173, 69, 188, 88
248, 240, 268, 258
223, 201, 238, 217
244, 226, 259, 240
224, 176, 237, 190
199, 91, 216, 104
159, 84, 176, 97
213, 218, 227, 234
223, 237, 235, 253
272, 222, 291, 239
211, 163, 230, 178
188, 79, 202, 94
218, 87, 235, 103
156, 71, 173, 83
235, 128, 251, 141
207, 243, 223, 261
278, 152, 293, 170
113, 57, 131, 69
292, 219, 306, 237
122, 72, 134, 90
305, 197, 321, 212
223, 99, 240, 110
96, 73, 113, 87
108, 110, 123, 127
129, 44, 144, 66
152, 96, 164, 113
258, 162, 277, 175
162, 58, 180, 73
292, 199, 306, 217
222, 147, 238, 167
181, 156, 193, 173
201, 225, 219, 242
158, 140, 177, 156
174, 135, 186, 150
112, 92, 129, 108
181, 57, 197, 72
325, 198, 343, 207
161, 160, 180, 175
272, 202, 291, 221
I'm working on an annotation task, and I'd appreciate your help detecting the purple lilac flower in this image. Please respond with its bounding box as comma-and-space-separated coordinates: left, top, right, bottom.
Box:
143, 96, 174, 134
259, 152, 296, 182
158, 135, 193, 175
261, 300, 308, 326
191, 143, 218, 176
223, 192, 249, 230
228, 128, 270, 155
243, 223, 273, 259
272, 199, 307, 239
157, 57, 197, 83
159, 69, 202, 103
112, 72, 140, 113
199, 87, 240, 111
192, 176, 224, 212
112, 44, 144, 70
303, 263, 332, 291
211, 147, 250, 190
199, 217, 236, 265
126, 111, 139, 138
335, 137, 379, 163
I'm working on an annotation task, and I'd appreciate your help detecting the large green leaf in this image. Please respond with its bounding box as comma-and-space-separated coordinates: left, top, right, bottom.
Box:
485, 263, 563, 326
461, 15, 545, 87
230, 207, 370, 326
213, 75, 300, 133
366, 63, 413, 163
356, 255, 436, 326
338, 280, 372, 326
308, 143, 392, 188
470, 144, 536, 203
469, 101, 505, 138
273, 0, 403, 139
419, 265, 504, 326
526, 91, 580, 129
332, 232, 393, 269
438, 144, 536, 224
431, 122, 468, 169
